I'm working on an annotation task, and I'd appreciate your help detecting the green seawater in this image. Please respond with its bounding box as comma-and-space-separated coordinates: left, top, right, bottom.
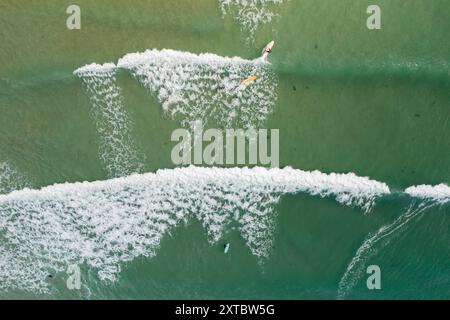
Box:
0, 0, 449, 299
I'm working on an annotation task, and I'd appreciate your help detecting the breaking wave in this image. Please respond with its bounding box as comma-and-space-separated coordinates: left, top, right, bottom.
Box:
337, 183, 449, 299
74, 63, 144, 178
0, 166, 388, 293
405, 183, 450, 204
118, 49, 278, 130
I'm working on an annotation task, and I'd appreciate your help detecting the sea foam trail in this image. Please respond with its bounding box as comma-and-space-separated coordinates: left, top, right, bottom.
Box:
0, 166, 388, 293
219, 0, 287, 44
117, 49, 278, 130
337, 184, 449, 299
74, 63, 144, 178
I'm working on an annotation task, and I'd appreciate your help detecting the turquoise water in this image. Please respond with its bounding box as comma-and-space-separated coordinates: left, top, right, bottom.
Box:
0, 0, 449, 299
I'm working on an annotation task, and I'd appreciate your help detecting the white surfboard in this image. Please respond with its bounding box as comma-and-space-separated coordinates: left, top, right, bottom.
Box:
261, 40, 275, 61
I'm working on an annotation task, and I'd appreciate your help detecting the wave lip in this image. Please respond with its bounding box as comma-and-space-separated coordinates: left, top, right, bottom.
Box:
117, 49, 259, 68
405, 184, 450, 204
0, 166, 391, 209
74, 62, 117, 75
241, 167, 391, 212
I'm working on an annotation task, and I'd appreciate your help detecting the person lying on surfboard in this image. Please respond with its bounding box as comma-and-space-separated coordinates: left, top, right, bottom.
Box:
261, 40, 275, 61
237, 41, 274, 88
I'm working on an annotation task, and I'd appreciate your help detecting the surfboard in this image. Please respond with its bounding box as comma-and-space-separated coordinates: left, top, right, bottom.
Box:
236, 41, 275, 88
261, 40, 275, 60
240, 75, 257, 85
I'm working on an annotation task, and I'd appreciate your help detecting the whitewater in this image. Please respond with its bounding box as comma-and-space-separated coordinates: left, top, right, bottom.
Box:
219, 0, 288, 44
74, 63, 144, 178
1, 163, 449, 294
117, 49, 277, 130
0, 166, 390, 293
74, 48, 278, 176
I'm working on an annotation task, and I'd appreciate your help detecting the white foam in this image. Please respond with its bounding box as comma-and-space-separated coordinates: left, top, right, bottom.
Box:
0, 161, 29, 194
219, 0, 286, 44
405, 184, 450, 204
74, 63, 117, 75
74, 63, 144, 178
117, 49, 278, 130
0, 166, 388, 293
337, 201, 434, 299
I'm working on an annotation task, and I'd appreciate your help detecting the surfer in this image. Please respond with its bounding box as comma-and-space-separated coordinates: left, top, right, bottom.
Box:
261, 40, 275, 61
236, 41, 274, 89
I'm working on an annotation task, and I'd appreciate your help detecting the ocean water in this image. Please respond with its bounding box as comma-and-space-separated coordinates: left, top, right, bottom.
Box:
0, 0, 449, 299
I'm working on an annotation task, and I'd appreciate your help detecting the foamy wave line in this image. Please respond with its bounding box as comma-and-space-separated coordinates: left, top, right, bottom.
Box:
118, 49, 260, 68
337, 183, 449, 299
118, 49, 278, 130
74, 62, 117, 75
405, 184, 450, 204
337, 202, 433, 299
0, 166, 388, 293
74, 63, 144, 178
